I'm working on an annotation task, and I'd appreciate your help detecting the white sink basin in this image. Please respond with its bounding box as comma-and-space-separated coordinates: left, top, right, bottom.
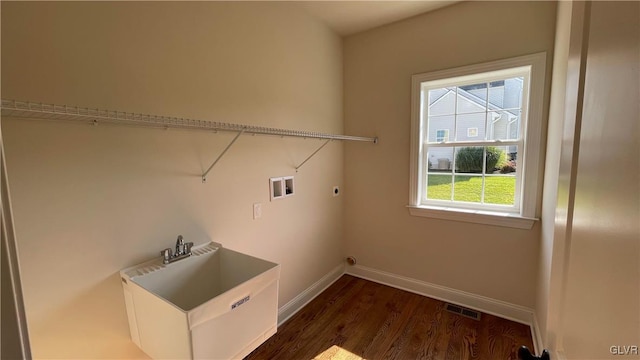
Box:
120, 242, 280, 360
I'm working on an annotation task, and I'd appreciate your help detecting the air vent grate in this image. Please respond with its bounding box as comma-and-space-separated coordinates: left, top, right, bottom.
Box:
445, 303, 481, 321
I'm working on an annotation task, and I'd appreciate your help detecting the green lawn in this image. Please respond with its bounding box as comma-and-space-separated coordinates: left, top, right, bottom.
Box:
427, 174, 515, 205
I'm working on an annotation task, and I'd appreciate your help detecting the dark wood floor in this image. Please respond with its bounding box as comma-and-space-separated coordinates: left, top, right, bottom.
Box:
245, 275, 534, 360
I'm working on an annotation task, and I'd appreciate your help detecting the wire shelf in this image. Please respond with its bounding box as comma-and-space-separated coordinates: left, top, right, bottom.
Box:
1, 99, 378, 181
0, 99, 377, 143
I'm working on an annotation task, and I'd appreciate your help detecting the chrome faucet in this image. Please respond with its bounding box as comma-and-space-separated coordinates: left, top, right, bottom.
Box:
161, 235, 194, 264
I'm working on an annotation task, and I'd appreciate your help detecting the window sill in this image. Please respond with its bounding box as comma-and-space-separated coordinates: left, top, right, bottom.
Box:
407, 205, 537, 229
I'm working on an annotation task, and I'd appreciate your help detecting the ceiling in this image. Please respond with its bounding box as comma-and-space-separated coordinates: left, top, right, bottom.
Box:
297, 1, 460, 36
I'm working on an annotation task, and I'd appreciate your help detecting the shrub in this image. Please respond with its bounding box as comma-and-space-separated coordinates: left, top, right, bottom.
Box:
455, 147, 506, 173
500, 159, 517, 174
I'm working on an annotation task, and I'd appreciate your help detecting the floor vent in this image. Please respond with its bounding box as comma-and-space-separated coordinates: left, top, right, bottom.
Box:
445, 303, 481, 321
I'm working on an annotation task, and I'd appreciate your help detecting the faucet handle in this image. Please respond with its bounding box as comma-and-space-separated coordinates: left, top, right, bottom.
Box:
161, 248, 172, 264
176, 235, 184, 245
185, 242, 194, 254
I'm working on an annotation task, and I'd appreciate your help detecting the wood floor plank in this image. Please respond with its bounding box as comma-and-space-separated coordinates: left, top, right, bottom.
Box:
302, 279, 397, 359
373, 291, 423, 359
337, 281, 399, 356
245, 275, 534, 360
387, 297, 437, 360
249, 276, 365, 359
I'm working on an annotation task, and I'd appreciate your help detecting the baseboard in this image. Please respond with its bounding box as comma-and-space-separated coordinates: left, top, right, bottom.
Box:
277, 263, 345, 326
531, 313, 544, 355
346, 264, 536, 327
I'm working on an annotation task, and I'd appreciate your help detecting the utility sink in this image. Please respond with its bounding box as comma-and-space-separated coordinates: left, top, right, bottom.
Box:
120, 242, 280, 360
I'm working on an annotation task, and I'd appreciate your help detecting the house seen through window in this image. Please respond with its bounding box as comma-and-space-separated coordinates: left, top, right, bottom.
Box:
409, 53, 546, 226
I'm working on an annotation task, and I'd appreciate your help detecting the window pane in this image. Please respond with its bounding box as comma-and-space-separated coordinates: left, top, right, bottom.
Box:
485, 146, 517, 205
487, 110, 520, 141
427, 147, 453, 172
489, 77, 524, 109
426, 174, 452, 201
454, 146, 484, 174
487, 81, 505, 109
428, 87, 455, 116
487, 146, 509, 173
457, 84, 487, 114
494, 145, 517, 174
453, 175, 482, 203
427, 115, 453, 142
509, 111, 520, 140
484, 176, 516, 205
506, 145, 518, 166
456, 113, 486, 141
455, 146, 508, 174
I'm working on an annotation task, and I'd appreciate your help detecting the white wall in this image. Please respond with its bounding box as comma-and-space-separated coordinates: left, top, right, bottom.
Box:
536, 2, 640, 358
560, 2, 640, 358
1, 2, 345, 358
343, 1, 556, 308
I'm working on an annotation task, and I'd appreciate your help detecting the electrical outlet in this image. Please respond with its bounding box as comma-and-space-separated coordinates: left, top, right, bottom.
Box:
253, 203, 262, 220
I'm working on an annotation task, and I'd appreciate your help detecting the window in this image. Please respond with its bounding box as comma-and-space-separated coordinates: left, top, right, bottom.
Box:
436, 129, 449, 142
409, 53, 546, 229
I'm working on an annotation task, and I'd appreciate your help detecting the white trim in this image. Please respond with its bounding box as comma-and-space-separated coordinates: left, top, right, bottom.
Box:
345, 264, 536, 326
408, 205, 537, 229
277, 263, 344, 326
410, 71, 424, 205
520, 53, 546, 219
426, 139, 521, 147
531, 313, 544, 355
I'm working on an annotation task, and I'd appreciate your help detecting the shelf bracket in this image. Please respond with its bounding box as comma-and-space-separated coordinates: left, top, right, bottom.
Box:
202, 128, 246, 183
295, 139, 332, 173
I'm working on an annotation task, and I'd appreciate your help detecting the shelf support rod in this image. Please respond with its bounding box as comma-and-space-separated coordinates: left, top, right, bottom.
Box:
295, 139, 332, 173
202, 128, 246, 182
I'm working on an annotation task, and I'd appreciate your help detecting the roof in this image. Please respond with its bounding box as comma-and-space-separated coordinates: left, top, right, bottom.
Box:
428, 79, 522, 116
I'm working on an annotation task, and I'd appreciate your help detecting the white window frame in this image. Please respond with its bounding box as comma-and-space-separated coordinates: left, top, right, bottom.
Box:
408, 53, 546, 229
467, 127, 478, 137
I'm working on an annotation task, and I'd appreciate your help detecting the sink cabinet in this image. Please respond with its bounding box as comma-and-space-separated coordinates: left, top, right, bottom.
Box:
120, 242, 280, 360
